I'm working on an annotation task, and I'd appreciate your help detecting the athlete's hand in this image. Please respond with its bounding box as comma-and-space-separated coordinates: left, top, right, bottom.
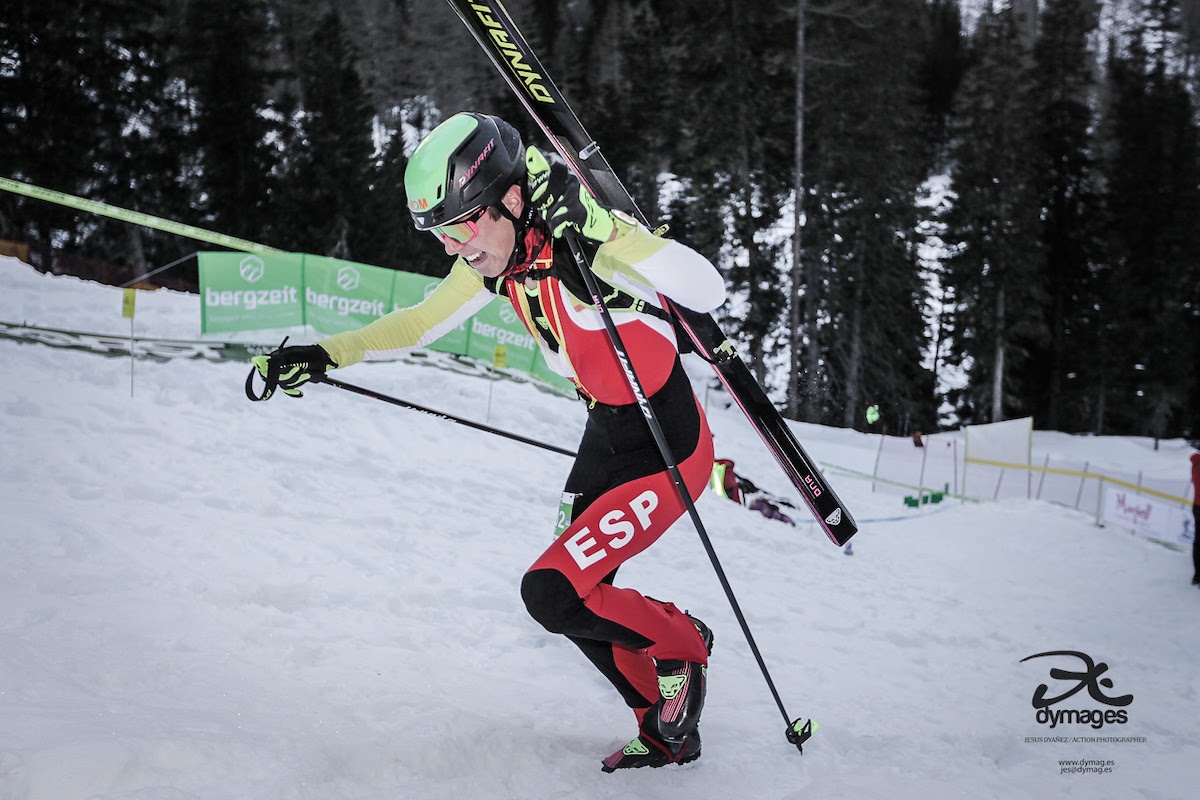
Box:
246, 344, 335, 401
526, 147, 615, 243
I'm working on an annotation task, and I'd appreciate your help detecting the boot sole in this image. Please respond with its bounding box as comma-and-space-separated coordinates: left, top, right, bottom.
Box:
600, 740, 702, 772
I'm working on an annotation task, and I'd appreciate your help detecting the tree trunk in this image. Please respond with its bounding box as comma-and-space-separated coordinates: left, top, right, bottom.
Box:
843, 281, 865, 428
992, 284, 1005, 422
1044, 284, 1065, 430
788, 0, 808, 420
125, 225, 147, 283
728, 0, 768, 386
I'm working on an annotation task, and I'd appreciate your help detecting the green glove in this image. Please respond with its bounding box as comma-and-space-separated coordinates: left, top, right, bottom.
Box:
246, 344, 335, 401
526, 147, 615, 242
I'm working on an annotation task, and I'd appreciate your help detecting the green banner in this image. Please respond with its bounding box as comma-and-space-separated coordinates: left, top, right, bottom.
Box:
302, 255, 395, 334
0, 177, 571, 391
199, 251, 304, 332
456, 299, 539, 372
198, 251, 572, 393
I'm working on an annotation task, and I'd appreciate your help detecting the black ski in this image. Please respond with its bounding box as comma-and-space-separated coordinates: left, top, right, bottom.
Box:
446, 0, 856, 546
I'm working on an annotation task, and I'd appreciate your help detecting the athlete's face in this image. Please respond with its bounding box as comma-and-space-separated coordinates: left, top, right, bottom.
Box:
440, 184, 523, 278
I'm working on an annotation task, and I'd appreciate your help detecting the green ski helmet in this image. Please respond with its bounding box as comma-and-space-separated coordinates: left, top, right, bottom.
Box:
405, 112, 525, 231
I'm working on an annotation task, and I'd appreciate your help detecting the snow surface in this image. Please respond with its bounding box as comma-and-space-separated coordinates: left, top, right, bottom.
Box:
1, 257, 1197, 800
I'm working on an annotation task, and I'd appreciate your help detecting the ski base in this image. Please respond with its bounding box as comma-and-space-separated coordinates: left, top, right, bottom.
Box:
672, 305, 858, 545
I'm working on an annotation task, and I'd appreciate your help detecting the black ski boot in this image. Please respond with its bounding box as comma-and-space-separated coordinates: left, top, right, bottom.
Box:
600, 614, 714, 773
600, 725, 701, 772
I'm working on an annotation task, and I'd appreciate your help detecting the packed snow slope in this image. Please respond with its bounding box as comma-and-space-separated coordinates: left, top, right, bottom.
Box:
1, 258, 1196, 800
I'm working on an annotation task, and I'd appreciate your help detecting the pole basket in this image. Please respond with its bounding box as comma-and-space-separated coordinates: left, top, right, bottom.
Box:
786, 718, 817, 753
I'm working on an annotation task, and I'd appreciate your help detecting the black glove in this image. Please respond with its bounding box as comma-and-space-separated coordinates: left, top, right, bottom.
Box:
526, 147, 615, 242
246, 344, 335, 401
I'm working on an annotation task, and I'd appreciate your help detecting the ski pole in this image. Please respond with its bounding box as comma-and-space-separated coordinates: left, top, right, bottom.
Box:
245, 356, 577, 458
316, 376, 578, 457
564, 233, 815, 753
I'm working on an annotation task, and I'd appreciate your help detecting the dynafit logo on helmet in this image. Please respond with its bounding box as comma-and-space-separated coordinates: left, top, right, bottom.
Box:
458, 138, 495, 187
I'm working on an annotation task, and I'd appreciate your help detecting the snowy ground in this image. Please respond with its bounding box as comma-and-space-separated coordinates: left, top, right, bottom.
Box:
1, 259, 1197, 800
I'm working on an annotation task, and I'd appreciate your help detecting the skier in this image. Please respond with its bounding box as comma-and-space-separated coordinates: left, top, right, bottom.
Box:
710, 458, 744, 504
747, 496, 797, 527
250, 112, 726, 771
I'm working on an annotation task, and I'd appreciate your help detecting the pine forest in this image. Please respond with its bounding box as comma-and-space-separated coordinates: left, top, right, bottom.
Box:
1, 0, 1198, 438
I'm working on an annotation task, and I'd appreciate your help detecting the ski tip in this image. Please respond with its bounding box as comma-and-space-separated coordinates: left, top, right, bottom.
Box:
815, 502, 857, 546
826, 504, 858, 545
824, 522, 858, 547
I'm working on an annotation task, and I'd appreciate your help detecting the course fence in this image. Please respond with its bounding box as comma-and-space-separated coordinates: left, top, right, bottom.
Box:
857, 417, 1194, 551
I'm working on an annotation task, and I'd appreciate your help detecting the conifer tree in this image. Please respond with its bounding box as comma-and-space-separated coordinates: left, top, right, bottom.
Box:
1097, 0, 1200, 436
941, 3, 1046, 424
0, 1, 194, 283
1022, 0, 1103, 431
594, 0, 796, 388
799, 0, 932, 430
364, 128, 448, 277
918, 0, 968, 170
178, 0, 279, 243
276, 9, 375, 260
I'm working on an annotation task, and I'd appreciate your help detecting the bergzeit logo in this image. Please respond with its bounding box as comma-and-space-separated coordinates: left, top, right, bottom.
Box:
1020, 650, 1133, 730
471, 317, 534, 350
337, 265, 361, 292
240, 255, 265, 283
498, 303, 519, 326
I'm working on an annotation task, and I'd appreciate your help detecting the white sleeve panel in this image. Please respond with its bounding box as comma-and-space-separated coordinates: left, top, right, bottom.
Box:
617, 238, 727, 312
593, 221, 727, 313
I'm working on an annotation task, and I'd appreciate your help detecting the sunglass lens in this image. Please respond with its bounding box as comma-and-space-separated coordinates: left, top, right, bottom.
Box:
436, 222, 475, 243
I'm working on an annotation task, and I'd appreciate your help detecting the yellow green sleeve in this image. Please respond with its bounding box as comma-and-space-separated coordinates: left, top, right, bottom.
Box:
318, 259, 491, 367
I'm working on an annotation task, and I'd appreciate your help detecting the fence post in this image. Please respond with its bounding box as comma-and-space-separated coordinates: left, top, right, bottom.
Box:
1036, 454, 1050, 500
917, 437, 929, 500
1074, 460, 1089, 510
871, 434, 885, 494
953, 439, 960, 498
